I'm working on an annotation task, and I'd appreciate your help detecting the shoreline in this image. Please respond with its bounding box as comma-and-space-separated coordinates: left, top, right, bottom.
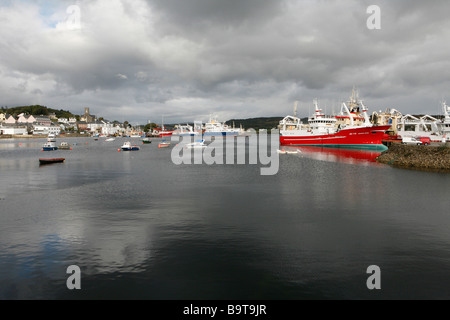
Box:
376, 143, 450, 172
0, 133, 99, 139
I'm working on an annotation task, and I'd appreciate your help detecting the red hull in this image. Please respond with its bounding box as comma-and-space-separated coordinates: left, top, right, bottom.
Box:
292, 146, 383, 164
280, 125, 391, 149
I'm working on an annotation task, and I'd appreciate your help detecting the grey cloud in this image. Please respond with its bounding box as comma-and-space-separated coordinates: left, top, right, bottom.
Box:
149, 0, 283, 30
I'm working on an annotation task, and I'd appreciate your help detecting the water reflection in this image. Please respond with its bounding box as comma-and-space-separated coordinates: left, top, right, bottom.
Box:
283, 146, 384, 166
1, 136, 450, 299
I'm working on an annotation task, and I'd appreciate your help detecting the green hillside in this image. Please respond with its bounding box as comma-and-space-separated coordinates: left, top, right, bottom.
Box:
1, 105, 75, 119
225, 117, 283, 131
226, 117, 308, 131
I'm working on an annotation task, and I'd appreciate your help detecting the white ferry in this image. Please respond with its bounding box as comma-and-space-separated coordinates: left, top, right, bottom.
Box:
203, 116, 242, 136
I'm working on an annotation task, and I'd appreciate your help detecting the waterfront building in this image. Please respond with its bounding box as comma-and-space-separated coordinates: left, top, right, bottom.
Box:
17, 114, 37, 124
87, 120, 103, 133
4, 114, 16, 124
34, 116, 52, 126
0, 124, 28, 135
101, 122, 122, 136
77, 121, 88, 132
33, 124, 61, 136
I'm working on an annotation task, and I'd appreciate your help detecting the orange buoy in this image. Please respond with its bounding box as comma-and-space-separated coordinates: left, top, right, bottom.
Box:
118, 149, 121, 152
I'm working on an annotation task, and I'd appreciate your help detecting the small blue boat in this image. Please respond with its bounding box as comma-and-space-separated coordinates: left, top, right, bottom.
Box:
42, 142, 58, 151
121, 141, 140, 151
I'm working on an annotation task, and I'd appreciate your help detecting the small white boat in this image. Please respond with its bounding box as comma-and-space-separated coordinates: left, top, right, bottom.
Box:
105, 138, 116, 142
121, 141, 140, 151
186, 139, 207, 149
47, 133, 56, 142
278, 149, 300, 155
59, 142, 71, 150
158, 141, 171, 148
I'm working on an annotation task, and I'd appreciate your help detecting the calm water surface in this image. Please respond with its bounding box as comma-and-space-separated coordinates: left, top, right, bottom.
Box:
0, 137, 449, 300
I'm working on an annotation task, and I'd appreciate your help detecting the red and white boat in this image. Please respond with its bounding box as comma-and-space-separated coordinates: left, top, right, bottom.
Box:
279, 90, 391, 150
152, 117, 173, 137
152, 127, 173, 137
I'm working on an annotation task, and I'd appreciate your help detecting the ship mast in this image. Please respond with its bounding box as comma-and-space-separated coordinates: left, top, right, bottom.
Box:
443, 101, 450, 121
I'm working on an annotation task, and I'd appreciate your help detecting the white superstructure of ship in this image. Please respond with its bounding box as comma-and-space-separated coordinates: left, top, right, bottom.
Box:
440, 101, 450, 141
203, 116, 243, 136
173, 124, 200, 136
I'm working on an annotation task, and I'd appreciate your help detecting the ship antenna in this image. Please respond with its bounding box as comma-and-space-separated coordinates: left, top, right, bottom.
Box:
294, 101, 298, 117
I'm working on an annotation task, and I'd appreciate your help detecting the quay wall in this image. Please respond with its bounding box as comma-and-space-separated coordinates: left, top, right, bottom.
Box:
376, 143, 450, 171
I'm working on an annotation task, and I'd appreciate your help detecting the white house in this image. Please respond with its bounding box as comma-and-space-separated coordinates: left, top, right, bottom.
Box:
58, 118, 69, 124
87, 121, 103, 133
0, 124, 28, 135
69, 117, 77, 124
101, 122, 122, 136
17, 114, 37, 124
33, 124, 61, 136
0, 113, 6, 122
4, 115, 16, 124
59, 123, 67, 131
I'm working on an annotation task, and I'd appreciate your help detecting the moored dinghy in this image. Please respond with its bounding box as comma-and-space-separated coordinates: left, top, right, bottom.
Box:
142, 137, 152, 144
186, 139, 207, 149
39, 158, 65, 165
158, 140, 171, 148
59, 142, 71, 150
278, 149, 300, 155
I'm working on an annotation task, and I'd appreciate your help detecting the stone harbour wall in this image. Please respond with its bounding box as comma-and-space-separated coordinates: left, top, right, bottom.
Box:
376, 143, 450, 171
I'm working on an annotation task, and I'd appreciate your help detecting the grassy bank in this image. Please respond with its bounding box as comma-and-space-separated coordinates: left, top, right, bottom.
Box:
376, 143, 450, 171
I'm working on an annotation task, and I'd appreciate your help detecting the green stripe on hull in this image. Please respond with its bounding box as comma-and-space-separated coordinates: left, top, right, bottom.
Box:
292, 144, 388, 151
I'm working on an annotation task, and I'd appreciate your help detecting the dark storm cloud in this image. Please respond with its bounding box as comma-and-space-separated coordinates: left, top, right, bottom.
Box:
150, 0, 283, 29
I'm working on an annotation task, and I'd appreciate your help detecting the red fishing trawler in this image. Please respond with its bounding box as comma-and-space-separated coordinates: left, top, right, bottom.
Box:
279, 89, 391, 150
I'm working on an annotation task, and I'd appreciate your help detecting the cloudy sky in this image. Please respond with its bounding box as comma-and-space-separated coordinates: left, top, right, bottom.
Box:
1, 0, 450, 124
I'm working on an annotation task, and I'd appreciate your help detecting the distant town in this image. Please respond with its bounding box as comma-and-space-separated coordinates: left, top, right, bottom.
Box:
0, 105, 172, 137
0, 105, 287, 137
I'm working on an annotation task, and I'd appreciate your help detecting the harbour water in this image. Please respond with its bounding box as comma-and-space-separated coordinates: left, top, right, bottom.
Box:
0, 137, 449, 300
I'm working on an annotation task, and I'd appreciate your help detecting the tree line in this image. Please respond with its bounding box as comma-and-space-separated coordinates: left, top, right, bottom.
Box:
1, 105, 75, 120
